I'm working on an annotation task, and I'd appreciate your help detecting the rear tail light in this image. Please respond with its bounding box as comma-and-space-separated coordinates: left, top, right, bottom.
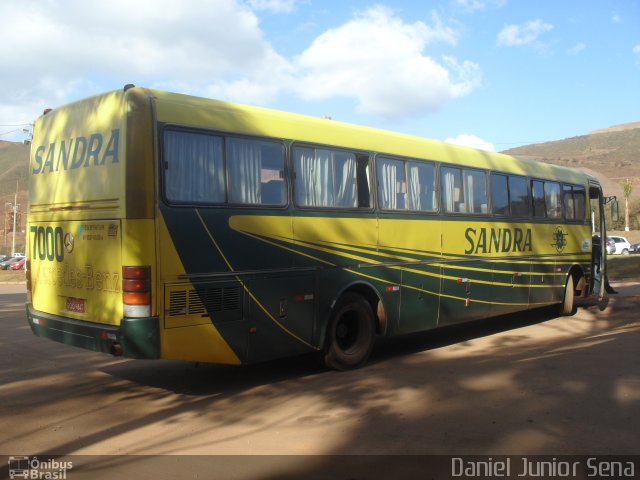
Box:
122, 266, 151, 317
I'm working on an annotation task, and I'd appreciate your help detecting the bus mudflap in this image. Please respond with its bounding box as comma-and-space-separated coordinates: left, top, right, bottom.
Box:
26, 304, 160, 359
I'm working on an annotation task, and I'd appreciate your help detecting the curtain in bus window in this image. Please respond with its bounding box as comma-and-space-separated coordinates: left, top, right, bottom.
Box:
294, 147, 332, 207
442, 167, 462, 213
532, 180, 546, 217
464, 169, 487, 214
227, 139, 261, 204
408, 163, 421, 210
563, 185, 575, 219
464, 171, 474, 213
334, 151, 357, 208
259, 143, 286, 205
574, 186, 586, 219
378, 158, 399, 209
545, 182, 562, 218
408, 162, 436, 212
164, 131, 225, 203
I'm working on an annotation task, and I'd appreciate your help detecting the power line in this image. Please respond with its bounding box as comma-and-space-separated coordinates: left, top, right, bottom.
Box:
0, 129, 23, 137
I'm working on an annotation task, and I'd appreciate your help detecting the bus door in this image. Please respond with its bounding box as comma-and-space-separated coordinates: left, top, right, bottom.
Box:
589, 183, 609, 302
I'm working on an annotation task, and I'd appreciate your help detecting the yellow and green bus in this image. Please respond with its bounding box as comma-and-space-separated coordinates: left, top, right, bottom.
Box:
26, 85, 612, 370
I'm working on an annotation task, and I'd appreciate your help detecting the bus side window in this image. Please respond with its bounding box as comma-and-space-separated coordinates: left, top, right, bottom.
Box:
227, 137, 286, 206
491, 173, 509, 215
509, 175, 529, 217
293, 146, 365, 209
377, 157, 406, 210
378, 157, 436, 212
532, 180, 546, 217
463, 169, 487, 214
544, 181, 562, 218
408, 161, 436, 212
356, 155, 372, 208
441, 167, 464, 213
574, 186, 586, 220
164, 130, 226, 204
563, 184, 586, 220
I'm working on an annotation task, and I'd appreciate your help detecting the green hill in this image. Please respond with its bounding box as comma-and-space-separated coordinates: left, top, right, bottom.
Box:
0, 140, 29, 254
502, 122, 640, 202
0, 140, 29, 199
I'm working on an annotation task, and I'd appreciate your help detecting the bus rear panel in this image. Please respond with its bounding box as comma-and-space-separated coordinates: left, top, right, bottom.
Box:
26, 88, 160, 359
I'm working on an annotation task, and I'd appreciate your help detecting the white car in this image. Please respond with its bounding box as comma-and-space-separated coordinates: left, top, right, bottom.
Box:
609, 236, 632, 255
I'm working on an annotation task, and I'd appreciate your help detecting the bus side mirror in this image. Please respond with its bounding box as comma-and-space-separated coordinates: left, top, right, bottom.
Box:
611, 200, 619, 222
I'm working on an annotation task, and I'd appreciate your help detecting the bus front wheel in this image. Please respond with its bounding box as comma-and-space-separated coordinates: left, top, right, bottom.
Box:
323, 293, 375, 371
559, 274, 576, 316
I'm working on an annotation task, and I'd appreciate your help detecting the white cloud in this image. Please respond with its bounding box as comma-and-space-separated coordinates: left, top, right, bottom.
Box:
0, 0, 292, 125
293, 6, 480, 118
567, 43, 586, 55
611, 12, 621, 23
0, 1, 482, 139
452, 0, 507, 13
247, 0, 298, 13
444, 134, 496, 151
497, 19, 553, 47
633, 45, 640, 55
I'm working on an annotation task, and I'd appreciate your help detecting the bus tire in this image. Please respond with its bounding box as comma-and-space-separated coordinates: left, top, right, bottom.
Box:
559, 274, 576, 316
323, 292, 375, 371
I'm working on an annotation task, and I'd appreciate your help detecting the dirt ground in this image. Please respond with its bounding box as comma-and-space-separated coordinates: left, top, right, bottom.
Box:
0, 282, 638, 479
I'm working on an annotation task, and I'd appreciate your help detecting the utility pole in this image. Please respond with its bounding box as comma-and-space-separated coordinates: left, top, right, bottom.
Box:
11, 180, 18, 255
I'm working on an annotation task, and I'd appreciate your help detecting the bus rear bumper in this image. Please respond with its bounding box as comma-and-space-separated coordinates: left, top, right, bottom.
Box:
26, 304, 160, 359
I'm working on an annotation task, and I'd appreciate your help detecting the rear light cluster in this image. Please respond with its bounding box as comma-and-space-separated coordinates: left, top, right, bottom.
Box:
122, 266, 151, 317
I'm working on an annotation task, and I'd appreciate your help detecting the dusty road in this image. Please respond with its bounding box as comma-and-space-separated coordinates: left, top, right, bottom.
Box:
1, 283, 639, 478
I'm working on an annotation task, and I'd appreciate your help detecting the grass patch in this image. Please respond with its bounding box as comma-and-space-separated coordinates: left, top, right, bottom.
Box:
607, 254, 640, 281
0, 269, 26, 283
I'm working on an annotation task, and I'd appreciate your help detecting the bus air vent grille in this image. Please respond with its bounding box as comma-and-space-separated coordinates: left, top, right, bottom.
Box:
168, 286, 241, 316
169, 290, 187, 316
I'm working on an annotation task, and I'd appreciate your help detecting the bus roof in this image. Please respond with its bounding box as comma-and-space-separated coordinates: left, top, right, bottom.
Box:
147, 87, 594, 185
34, 86, 597, 187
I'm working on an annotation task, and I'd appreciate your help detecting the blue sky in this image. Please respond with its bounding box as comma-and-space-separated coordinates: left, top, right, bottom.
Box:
1, 0, 639, 151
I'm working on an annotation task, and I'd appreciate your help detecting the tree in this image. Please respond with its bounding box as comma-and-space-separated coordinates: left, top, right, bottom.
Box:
621, 178, 633, 232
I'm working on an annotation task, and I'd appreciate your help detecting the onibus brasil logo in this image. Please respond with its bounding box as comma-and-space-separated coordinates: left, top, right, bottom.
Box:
8, 456, 73, 479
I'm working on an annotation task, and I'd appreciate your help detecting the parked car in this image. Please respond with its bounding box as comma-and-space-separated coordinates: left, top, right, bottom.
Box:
630, 242, 640, 254
0, 255, 13, 263
608, 236, 632, 255
10, 259, 25, 270
604, 237, 616, 255
0, 257, 21, 270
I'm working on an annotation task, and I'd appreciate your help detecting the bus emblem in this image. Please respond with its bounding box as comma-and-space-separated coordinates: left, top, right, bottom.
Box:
551, 227, 568, 252
64, 233, 75, 253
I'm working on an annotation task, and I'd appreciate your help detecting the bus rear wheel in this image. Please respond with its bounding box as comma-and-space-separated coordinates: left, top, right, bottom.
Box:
323, 293, 375, 371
